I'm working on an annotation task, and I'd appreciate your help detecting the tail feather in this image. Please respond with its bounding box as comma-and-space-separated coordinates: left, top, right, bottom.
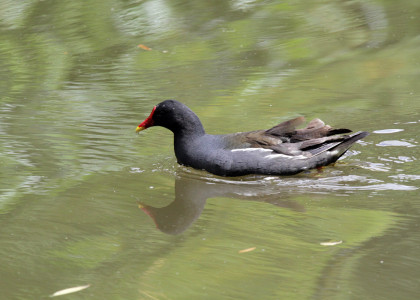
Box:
327, 131, 369, 161
295, 131, 369, 174
327, 128, 352, 136
303, 131, 368, 157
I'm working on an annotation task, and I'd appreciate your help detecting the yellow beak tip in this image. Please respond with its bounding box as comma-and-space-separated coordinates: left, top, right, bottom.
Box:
136, 126, 145, 133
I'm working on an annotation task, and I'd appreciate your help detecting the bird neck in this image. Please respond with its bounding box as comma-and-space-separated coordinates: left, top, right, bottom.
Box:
172, 110, 206, 138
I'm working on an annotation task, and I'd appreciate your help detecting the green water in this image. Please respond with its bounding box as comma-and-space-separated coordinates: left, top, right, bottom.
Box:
1, 1, 419, 299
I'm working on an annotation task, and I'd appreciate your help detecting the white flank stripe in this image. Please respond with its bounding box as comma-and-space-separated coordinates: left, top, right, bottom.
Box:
231, 148, 272, 153
265, 154, 307, 160
231, 148, 308, 160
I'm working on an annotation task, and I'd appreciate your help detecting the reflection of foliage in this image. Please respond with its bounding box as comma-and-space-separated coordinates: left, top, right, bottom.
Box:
2, 0, 418, 194
135, 197, 396, 299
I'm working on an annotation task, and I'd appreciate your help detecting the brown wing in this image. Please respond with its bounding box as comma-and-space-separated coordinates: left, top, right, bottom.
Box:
243, 117, 353, 156
265, 116, 305, 136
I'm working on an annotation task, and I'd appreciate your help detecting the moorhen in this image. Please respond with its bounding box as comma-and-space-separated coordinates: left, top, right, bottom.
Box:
136, 100, 369, 176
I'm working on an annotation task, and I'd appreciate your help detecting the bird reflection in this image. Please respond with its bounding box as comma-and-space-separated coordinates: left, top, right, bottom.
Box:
138, 172, 304, 235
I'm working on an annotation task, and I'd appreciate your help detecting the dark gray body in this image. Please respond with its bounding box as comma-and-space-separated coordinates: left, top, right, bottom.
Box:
174, 131, 367, 176
140, 100, 369, 177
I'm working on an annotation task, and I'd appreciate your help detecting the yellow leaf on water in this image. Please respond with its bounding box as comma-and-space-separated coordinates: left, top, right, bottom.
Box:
239, 247, 256, 253
138, 44, 152, 51
50, 284, 91, 297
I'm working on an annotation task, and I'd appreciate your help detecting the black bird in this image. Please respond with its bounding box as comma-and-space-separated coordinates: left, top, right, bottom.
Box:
136, 100, 369, 176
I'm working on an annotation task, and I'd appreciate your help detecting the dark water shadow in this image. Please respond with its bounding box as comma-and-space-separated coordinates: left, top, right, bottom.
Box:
137, 156, 418, 235
138, 171, 305, 235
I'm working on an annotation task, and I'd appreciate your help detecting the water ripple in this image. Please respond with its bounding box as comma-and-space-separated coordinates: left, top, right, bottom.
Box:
175, 168, 418, 193
373, 129, 404, 134
376, 140, 416, 147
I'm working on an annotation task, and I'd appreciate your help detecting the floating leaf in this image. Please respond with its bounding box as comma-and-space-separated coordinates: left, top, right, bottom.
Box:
239, 247, 256, 253
50, 284, 91, 297
138, 44, 152, 51
320, 240, 343, 246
